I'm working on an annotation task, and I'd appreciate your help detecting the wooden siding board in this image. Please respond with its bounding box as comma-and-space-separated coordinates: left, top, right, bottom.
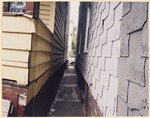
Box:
40, 2, 51, 6
49, 2, 55, 32
2, 66, 28, 85
55, 13, 64, 39
32, 34, 52, 52
34, 69, 50, 96
2, 60, 28, 68
54, 27, 63, 44
27, 82, 34, 104
2, 2, 69, 105
52, 48, 64, 54
40, 5, 51, 10
55, 9, 64, 39
52, 56, 64, 61
55, 7, 62, 29
39, 10, 50, 15
39, 15, 50, 20
53, 35, 64, 48
53, 32, 64, 47
29, 61, 51, 82
56, 4, 63, 31
52, 59, 64, 68
2, 33, 32, 51
34, 19, 53, 43
52, 40, 64, 51
2, 49, 29, 63
53, 45, 64, 52
3, 16, 35, 33
41, 19, 50, 25
30, 51, 51, 67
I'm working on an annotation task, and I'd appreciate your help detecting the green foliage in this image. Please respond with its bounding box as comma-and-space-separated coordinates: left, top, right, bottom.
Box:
72, 39, 76, 53
72, 27, 77, 41
69, 51, 73, 58
66, 63, 69, 68
71, 26, 77, 56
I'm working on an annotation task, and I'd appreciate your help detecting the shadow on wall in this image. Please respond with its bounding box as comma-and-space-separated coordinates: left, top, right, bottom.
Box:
24, 62, 67, 116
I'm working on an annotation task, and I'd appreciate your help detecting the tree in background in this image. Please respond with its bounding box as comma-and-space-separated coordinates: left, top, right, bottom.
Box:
69, 26, 77, 57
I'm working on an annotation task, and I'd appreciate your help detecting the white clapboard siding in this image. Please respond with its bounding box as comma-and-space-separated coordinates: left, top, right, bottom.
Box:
40, 5, 51, 10
2, 49, 29, 63
39, 15, 50, 20
2, 33, 32, 50
40, 2, 51, 6
2, 66, 28, 85
39, 2, 55, 32
3, 15, 35, 33
2, 60, 28, 68
39, 10, 50, 15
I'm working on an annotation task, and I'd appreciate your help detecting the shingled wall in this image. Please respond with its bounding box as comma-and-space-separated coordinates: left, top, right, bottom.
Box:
76, 2, 148, 116
116, 2, 149, 116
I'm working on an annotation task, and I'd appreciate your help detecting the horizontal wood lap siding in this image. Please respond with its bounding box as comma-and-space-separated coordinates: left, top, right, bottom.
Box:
51, 2, 69, 74
52, 53, 64, 60
2, 15, 34, 85
34, 19, 53, 43
29, 61, 51, 83
2, 14, 53, 104
28, 18, 53, 102
2, 50, 29, 63
33, 68, 50, 96
2, 66, 28, 84
53, 37, 64, 50
40, 5, 51, 10
39, 2, 55, 32
27, 67, 50, 103
3, 15, 35, 33
39, 3, 50, 27
27, 82, 34, 104
30, 51, 51, 67
39, 10, 50, 15
39, 15, 49, 20
76, 3, 88, 76
40, 2, 51, 6
2, 33, 32, 50
31, 34, 52, 52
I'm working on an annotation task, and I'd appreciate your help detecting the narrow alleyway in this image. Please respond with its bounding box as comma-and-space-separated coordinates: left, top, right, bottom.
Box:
48, 66, 84, 116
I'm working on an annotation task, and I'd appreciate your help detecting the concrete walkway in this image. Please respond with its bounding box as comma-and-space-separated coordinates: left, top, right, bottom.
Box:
48, 66, 84, 116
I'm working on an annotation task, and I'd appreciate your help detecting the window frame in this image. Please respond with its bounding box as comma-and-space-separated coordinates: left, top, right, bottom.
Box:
84, 3, 91, 54
78, 34, 81, 55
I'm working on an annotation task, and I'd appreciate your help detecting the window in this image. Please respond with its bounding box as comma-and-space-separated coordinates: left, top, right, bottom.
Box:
10, 2, 26, 13
79, 34, 81, 54
84, 4, 91, 53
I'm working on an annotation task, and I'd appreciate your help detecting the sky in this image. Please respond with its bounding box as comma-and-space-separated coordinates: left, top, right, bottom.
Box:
69, 2, 80, 27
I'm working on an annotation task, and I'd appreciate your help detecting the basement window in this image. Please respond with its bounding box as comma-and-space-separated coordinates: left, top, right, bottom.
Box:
84, 3, 91, 53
